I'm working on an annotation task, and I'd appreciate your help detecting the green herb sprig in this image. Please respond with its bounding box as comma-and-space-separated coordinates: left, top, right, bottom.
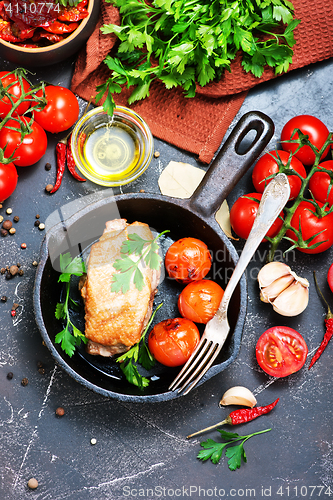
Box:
198, 428, 271, 470
55, 253, 87, 357
111, 230, 169, 294
97, 0, 300, 115
117, 302, 163, 389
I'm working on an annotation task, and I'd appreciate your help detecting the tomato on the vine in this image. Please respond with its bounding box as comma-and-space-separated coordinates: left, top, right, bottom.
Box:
327, 263, 333, 294
33, 85, 80, 133
308, 160, 333, 206
0, 71, 31, 118
165, 237, 212, 283
230, 193, 284, 241
252, 150, 306, 200
0, 162, 18, 202
148, 318, 200, 367
286, 200, 333, 254
256, 326, 308, 377
178, 279, 224, 324
0, 117, 47, 167
281, 115, 330, 166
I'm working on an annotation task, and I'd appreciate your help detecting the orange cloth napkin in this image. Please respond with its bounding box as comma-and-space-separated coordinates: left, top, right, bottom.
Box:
71, 0, 333, 163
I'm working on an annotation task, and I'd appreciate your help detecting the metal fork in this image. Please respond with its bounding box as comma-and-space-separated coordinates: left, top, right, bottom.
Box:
168, 173, 291, 396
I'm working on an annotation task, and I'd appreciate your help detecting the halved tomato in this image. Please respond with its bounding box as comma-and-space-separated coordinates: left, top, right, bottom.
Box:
256, 326, 308, 377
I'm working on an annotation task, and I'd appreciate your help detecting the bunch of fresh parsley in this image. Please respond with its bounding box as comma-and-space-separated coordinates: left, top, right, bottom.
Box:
97, 0, 300, 114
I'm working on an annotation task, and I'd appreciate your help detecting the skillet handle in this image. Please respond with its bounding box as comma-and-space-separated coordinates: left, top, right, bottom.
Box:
189, 111, 274, 218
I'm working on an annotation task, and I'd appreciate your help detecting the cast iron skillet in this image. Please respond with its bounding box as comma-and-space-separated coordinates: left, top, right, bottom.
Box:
33, 111, 274, 403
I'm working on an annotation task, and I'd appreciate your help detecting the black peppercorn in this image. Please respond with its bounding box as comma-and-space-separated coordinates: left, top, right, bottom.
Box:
21, 377, 28, 386
34, 220, 40, 227
45, 162, 52, 171
1, 295, 7, 302
6, 372, 13, 380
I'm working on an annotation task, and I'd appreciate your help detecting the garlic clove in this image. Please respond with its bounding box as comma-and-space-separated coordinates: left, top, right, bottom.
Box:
272, 281, 309, 316
257, 262, 292, 288
260, 274, 295, 303
219, 386, 257, 408
289, 270, 310, 288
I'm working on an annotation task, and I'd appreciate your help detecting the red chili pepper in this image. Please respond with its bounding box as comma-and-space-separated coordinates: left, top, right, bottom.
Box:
66, 134, 86, 182
309, 271, 333, 369
187, 398, 279, 438
50, 142, 66, 194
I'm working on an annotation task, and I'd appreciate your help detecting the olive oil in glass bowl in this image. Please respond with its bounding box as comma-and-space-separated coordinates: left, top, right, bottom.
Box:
71, 106, 154, 186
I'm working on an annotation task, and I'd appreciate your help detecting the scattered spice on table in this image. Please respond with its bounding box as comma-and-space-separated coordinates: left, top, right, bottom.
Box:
1, 229, 8, 237
187, 398, 279, 438
34, 220, 40, 227
6, 372, 13, 380
6, 208, 12, 215
13, 216, 19, 223
45, 184, 54, 193
9, 228, 16, 235
1, 295, 7, 302
45, 162, 52, 171
27, 478, 38, 490
36, 214, 40, 219
21, 377, 28, 386
2, 220, 12, 230
21, 243, 27, 249
309, 271, 333, 369
55, 407, 65, 417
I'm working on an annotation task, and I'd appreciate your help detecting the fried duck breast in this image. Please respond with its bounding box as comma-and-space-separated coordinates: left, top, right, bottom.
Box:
80, 219, 160, 357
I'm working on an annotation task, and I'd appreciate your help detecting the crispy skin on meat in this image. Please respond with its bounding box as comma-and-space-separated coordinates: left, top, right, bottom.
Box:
81, 219, 160, 357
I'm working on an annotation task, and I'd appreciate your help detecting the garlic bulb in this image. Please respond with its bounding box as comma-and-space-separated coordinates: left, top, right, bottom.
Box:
219, 386, 257, 408
258, 262, 309, 316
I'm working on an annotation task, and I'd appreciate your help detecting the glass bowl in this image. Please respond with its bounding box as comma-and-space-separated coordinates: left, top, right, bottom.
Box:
71, 106, 154, 187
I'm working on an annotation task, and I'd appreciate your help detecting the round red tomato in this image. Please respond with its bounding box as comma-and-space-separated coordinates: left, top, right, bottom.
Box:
308, 160, 333, 206
286, 200, 333, 254
327, 263, 333, 294
0, 71, 31, 118
178, 279, 224, 324
281, 115, 330, 166
0, 162, 18, 202
165, 237, 212, 283
33, 86, 80, 133
0, 117, 47, 167
252, 150, 306, 200
148, 318, 200, 367
256, 326, 308, 377
230, 193, 284, 241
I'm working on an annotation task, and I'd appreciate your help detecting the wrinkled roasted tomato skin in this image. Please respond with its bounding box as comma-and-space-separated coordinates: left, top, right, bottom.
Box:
256, 326, 308, 377
148, 318, 200, 367
178, 279, 224, 324
165, 237, 212, 283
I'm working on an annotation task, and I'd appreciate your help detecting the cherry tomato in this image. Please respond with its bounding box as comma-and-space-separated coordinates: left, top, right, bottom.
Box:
230, 193, 284, 241
308, 160, 333, 206
0, 162, 18, 202
165, 237, 212, 283
178, 280, 224, 324
327, 263, 333, 294
252, 150, 306, 200
281, 115, 330, 166
256, 326, 308, 377
0, 71, 31, 118
33, 86, 80, 133
0, 117, 47, 167
148, 318, 200, 367
286, 200, 333, 254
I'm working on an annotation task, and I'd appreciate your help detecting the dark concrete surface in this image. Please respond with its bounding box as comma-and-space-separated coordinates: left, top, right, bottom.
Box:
0, 52, 333, 500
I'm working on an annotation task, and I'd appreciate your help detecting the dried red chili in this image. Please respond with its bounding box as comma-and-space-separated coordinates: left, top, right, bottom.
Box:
187, 398, 279, 439
50, 142, 66, 194
309, 271, 333, 369
66, 134, 86, 182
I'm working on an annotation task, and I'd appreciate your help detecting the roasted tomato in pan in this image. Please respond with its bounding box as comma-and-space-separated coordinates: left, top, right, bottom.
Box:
252, 150, 306, 200
0, 116, 47, 167
256, 326, 308, 377
230, 192, 284, 241
165, 237, 212, 283
308, 160, 333, 206
148, 318, 200, 367
281, 115, 330, 166
33, 86, 80, 133
0, 71, 31, 118
178, 279, 224, 324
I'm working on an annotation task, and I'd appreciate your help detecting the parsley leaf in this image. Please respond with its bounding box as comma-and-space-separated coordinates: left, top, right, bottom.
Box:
197, 428, 271, 470
99, 0, 300, 113
117, 302, 163, 389
111, 230, 169, 294
54, 253, 87, 357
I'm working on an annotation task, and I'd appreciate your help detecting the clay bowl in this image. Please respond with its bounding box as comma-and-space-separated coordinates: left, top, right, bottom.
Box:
0, 0, 100, 67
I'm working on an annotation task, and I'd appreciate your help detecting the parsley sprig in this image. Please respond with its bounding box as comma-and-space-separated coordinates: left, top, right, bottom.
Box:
117, 302, 163, 389
55, 253, 87, 357
111, 230, 169, 294
198, 428, 271, 470
97, 0, 300, 114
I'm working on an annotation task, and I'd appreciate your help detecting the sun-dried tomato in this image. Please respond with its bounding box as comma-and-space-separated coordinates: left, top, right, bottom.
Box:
4, 0, 58, 27
32, 30, 62, 43
58, 3, 89, 22
11, 19, 34, 40
0, 19, 20, 42
40, 20, 79, 34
